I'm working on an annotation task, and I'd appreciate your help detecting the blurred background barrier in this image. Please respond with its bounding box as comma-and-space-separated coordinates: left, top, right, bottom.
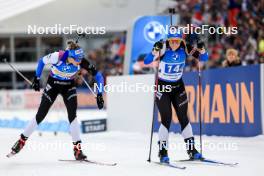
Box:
0, 89, 107, 132
0, 109, 107, 132
0, 89, 104, 109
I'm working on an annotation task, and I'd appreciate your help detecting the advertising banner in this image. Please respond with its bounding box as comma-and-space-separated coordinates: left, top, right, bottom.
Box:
153, 65, 262, 136
129, 16, 177, 74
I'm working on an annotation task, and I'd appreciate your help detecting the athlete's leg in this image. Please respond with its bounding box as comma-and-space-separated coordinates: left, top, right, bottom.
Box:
171, 79, 202, 159
23, 81, 59, 138
171, 80, 193, 139
10, 80, 58, 155
156, 91, 172, 162
61, 86, 86, 160
61, 86, 80, 142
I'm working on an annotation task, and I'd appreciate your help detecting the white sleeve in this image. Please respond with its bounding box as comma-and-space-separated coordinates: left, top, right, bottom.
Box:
42, 52, 59, 64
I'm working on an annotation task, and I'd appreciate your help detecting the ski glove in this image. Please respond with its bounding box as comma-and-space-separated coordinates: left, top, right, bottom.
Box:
96, 93, 104, 109
153, 41, 163, 51
197, 40, 205, 49
32, 76, 40, 91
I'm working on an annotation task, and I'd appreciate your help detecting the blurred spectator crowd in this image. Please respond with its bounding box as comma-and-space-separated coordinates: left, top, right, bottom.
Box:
76, 33, 126, 88
169, 0, 264, 70
86, 33, 126, 77
92, 0, 264, 76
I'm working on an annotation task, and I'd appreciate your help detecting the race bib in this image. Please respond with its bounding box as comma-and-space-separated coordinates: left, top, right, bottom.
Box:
158, 61, 185, 81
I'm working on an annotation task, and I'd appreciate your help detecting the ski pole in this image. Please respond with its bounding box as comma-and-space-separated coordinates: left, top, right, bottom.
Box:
1, 58, 32, 85
147, 50, 161, 162
79, 76, 97, 98
198, 59, 203, 156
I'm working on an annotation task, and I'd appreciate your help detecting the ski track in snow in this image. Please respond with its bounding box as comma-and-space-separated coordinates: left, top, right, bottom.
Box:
0, 129, 263, 176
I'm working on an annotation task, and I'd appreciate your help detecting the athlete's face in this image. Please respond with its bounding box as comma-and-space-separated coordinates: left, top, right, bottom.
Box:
169, 38, 181, 51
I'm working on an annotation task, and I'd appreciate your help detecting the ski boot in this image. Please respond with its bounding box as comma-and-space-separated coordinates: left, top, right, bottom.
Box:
73, 141, 87, 160
184, 137, 203, 160
158, 141, 170, 163
7, 134, 28, 157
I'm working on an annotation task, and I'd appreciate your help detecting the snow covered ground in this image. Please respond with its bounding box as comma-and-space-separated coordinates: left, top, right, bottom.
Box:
0, 128, 263, 176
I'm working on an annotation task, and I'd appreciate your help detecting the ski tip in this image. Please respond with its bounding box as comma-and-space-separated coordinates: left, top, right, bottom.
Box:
230, 162, 239, 166
6, 151, 16, 158
6, 153, 13, 158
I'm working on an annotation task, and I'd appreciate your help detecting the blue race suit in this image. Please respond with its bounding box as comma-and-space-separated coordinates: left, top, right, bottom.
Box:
144, 43, 208, 159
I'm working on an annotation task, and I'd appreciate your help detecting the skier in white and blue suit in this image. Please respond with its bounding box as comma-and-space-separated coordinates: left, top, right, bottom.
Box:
9, 41, 104, 160
144, 28, 208, 163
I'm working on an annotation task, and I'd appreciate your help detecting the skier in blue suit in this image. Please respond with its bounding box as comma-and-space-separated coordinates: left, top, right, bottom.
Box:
9, 41, 104, 160
145, 29, 208, 163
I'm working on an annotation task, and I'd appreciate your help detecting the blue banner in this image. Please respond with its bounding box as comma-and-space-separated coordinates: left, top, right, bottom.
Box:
154, 65, 262, 136
129, 16, 175, 74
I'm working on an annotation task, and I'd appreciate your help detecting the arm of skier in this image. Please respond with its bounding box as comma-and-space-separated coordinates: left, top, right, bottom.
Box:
35, 52, 60, 78
185, 41, 208, 61
80, 58, 104, 109
144, 41, 166, 65
32, 52, 60, 91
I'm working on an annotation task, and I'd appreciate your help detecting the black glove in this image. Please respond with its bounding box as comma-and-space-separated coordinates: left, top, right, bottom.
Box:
197, 40, 205, 49
153, 41, 163, 51
96, 93, 104, 109
31, 76, 40, 91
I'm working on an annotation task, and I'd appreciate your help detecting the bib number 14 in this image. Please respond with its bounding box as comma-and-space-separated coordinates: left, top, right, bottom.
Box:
165, 64, 182, 74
